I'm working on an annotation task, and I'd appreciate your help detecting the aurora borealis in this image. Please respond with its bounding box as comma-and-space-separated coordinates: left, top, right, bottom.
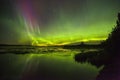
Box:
0, 0, 120, 45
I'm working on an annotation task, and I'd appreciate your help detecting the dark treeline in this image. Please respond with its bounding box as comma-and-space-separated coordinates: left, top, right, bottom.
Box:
63, 42, 104, 49
75, 13, 120, 80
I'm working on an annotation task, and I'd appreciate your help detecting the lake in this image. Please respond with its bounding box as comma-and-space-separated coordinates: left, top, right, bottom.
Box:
0, 46, 101, 80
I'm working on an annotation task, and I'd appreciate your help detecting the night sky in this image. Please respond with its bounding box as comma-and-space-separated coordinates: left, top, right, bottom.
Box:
0, 0, 120, 45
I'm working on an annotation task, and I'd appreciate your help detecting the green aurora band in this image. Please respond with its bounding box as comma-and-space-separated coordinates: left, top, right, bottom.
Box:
3, 14, 108, 46
1, 0, 120, 46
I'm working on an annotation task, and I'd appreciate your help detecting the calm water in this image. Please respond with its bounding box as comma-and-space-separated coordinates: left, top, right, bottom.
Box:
0, 46, 101, 80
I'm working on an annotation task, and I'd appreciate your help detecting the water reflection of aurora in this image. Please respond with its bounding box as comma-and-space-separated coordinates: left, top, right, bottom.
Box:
0, 52, 101, 80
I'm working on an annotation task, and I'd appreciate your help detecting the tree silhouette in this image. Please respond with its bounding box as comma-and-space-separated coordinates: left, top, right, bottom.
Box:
80, 42, 85, 53
105, 13, 120, 56
74, 13, 120, 80
96, 13, 120, 80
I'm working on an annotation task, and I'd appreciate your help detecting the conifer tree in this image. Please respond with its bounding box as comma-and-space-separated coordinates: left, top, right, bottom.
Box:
105, 13, 120, 55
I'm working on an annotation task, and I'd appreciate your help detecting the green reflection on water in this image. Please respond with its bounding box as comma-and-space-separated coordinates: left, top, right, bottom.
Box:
0, 48, 101, 80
